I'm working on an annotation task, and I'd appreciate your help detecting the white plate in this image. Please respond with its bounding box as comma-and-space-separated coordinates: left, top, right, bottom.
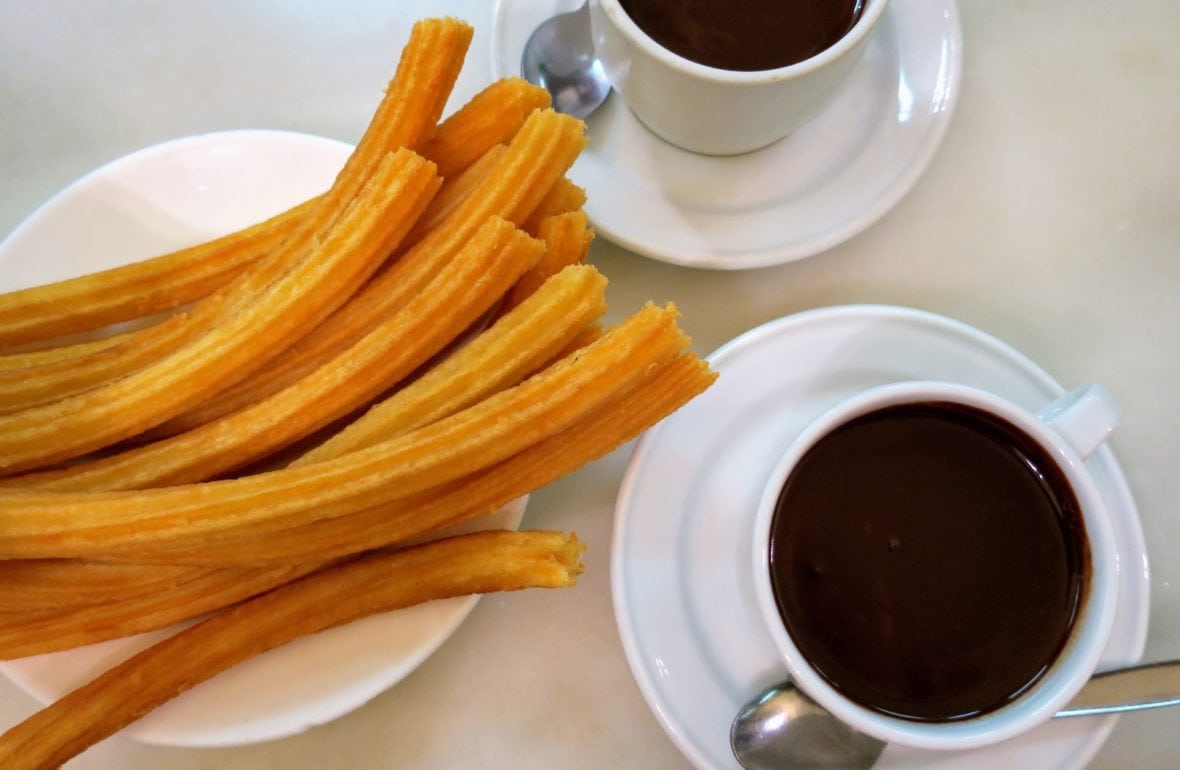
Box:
0, 130, 526, 747
613, 305, 1150, 770
492, 0, 962, 269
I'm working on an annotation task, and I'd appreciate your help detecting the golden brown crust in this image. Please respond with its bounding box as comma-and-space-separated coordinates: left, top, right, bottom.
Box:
0, 17, 471, 409
0, 560, 205, 611
4, 218, 542, 491
0, 21, 720, 759
411, 143, 509, 241
422, 77, 552, 178
0, 530, 583, 770
0, 199, 316, 353
294, 263, 609, 465
0, 352, 713, 652
521, 177, 588, 235
0, 150, 441, 474
187, 352, 718, 566
0, 303, 688, 560
147, 108, 588, 437
505, 210, 595, 313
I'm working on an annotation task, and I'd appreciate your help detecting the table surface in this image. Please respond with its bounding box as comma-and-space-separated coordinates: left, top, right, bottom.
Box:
1, 1, 1177, 768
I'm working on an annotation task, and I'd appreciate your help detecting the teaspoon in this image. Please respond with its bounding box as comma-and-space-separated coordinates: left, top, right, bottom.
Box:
732, 659, 1180, 770
520, 1, 612, 119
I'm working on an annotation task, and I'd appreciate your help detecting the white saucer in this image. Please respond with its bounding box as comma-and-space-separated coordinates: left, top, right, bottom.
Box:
0, 130, 526, 747
612, 305, 1150, 770
492, 0, 962, 269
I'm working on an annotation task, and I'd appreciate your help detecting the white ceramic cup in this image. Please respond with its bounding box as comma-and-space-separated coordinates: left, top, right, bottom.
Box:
588, 0, 890, 155
751, 381, 1121, 750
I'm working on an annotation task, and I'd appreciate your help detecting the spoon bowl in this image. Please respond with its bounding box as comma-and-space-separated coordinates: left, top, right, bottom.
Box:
520, 1, 611, 119
731, 684, 885, 770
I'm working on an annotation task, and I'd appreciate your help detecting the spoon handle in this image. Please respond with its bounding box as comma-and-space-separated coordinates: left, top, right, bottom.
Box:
1058, 660, 1180, 717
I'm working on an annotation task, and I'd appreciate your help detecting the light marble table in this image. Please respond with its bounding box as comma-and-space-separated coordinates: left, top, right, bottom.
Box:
1, 1, 1177, 768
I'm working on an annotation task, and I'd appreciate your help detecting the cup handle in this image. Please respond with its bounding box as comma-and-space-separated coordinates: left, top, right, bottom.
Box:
1036, 384, 1120, 459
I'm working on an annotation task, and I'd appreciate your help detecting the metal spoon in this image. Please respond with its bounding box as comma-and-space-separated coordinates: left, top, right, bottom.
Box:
732, 659, 1180, 769
520, 1, 611, 119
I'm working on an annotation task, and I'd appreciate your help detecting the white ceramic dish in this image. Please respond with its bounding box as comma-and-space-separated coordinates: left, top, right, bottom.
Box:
0, 130, 526, 747
588, 0, 891, 155
492, 0, 962, 269
612, 305, 1150, 770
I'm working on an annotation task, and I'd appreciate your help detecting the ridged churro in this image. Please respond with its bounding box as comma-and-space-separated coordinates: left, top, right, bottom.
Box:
0, 74, 542, 359
149, 108, 587, 437
423, 77, 552, 178
0, 18, 469, 414
505, 210, 595, 313
0, 304, 688, 559
0, 199, 315, 353
294, 263, 609, 465
171, 351, 718, 567
5, 218, 542, 491
0, 150, 440, 473
0, 351, 712, 653
522, 177, 588, 235
0, 530, 583, 770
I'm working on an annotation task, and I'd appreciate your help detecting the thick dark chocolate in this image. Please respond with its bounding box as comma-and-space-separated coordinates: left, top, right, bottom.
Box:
769, 402, 1088, 722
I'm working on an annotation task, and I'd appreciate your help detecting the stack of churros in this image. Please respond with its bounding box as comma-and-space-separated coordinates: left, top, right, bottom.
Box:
0, 17, 716, 768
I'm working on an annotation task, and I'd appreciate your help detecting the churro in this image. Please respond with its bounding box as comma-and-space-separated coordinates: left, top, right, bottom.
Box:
169, 351, 718, 566
0, 351, 712, 652
505, 210, 595, 313
0, 19, 723, 763
294, 263, 608, 465
5, 218, 542, 491
0, 46, 544, 359
0, 530, 583, 770
408, 143, 509, 242
149, 108, 587, 437
0, 199, 315, 353
521, 177, 588, 235
0, 304, 688, 559
422, 77, 552, 178
0, 18, 470, 413
0, 149, 440, 473
0, 560, 203, 612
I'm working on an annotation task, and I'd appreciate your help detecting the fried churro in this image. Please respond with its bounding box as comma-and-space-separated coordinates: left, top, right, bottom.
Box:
0, 149, 440, 473
169, 351, 718, 567
423, 77, 552, 178
6, 217, 542, 491
408, 143, 509, 242
0, 199, 316, 353
505, 210, 595, 313
294, 263, 608, 465
0, 560, 204, 612
0, 530, 583, 770
521, 177, 588, 235
0, 53, 543, 360
0, 18, 470, 413
0, 303, 687, 559
149, 108, 587, 437
0, 350, 712, 652
0, 19, 722, 763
